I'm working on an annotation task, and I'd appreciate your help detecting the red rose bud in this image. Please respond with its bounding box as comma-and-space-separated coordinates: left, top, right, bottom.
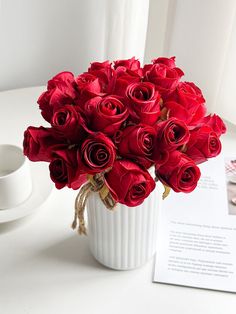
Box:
80, 133, 116, 174
166, 82, 206, 126
38, 72, 77, 122
185, 126, 222, 164
23, 126, 61, 162
143, 63, 184, 98
51, 104, 86, 142
156, 151, 201, 193
152, 56, 176, 68
118, 125, 156, 169
202, 114, 226, 136
49, 147, 86, 190
105, 160, 156, 207
84, 96, 128, 136
126, 82, 161, 125
155, 118, 190, 151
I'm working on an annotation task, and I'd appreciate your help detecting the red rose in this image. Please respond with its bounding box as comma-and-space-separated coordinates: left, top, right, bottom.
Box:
89, 60, 112, 72
105, 160, 156, 207
113, 130, 123, 145
24, 57, 226, 198
49, 147, 86, 189
118, 125, 156, 168
152, 56, 176, 68
163, 101, 189, 122
155, 117, 190, 151
114, 57, 142, 74
75, 72, 104, 105
88, 60, 113, 93
23, 126, 60, 162
47, 72, 76, 96
171, 82, 205, 106
166, 82, 206, 126
80, 133, 116, 174
38, 72, 77, 122
156, 151, 201, 193
202, 114, 226, 136
143, 63, 184, 98
153, 148, 170, 169
84, 96, 128, 136
126, 82, 161, 125
185, 126, 222, 164
51, 105, 85, 142
112, 66, 141, 96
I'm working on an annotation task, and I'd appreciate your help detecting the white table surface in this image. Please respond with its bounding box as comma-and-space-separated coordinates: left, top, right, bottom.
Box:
0, 86, 236, 314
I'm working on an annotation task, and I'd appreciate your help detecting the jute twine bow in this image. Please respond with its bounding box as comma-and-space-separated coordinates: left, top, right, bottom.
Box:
71, 173, 116, 235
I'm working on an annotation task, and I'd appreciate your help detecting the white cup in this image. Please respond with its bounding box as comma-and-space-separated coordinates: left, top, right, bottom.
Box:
0, 144, 32, 209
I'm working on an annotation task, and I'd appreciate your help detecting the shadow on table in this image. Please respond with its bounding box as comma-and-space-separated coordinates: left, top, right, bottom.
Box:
38, 235, 108, 271
0, 215, 34, 234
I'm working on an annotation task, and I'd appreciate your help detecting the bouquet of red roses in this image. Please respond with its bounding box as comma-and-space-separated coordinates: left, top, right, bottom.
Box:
23, 57, 226, 211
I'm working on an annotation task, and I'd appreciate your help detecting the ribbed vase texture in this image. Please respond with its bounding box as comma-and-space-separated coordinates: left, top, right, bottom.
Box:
86, 185, 161, 270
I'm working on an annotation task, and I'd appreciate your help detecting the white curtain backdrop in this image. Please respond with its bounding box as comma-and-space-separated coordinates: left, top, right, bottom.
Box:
0, 0, 235, 125
145, 0, 236, 125
0, 0, 149, 91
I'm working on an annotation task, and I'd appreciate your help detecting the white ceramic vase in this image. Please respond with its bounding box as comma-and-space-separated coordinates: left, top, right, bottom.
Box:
86, 184, 161, 270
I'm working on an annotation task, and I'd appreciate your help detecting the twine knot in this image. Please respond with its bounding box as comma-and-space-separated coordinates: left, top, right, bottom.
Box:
71, 173, 116, 235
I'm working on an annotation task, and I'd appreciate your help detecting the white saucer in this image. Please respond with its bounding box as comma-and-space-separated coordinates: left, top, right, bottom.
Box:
0, 162, 53, 223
